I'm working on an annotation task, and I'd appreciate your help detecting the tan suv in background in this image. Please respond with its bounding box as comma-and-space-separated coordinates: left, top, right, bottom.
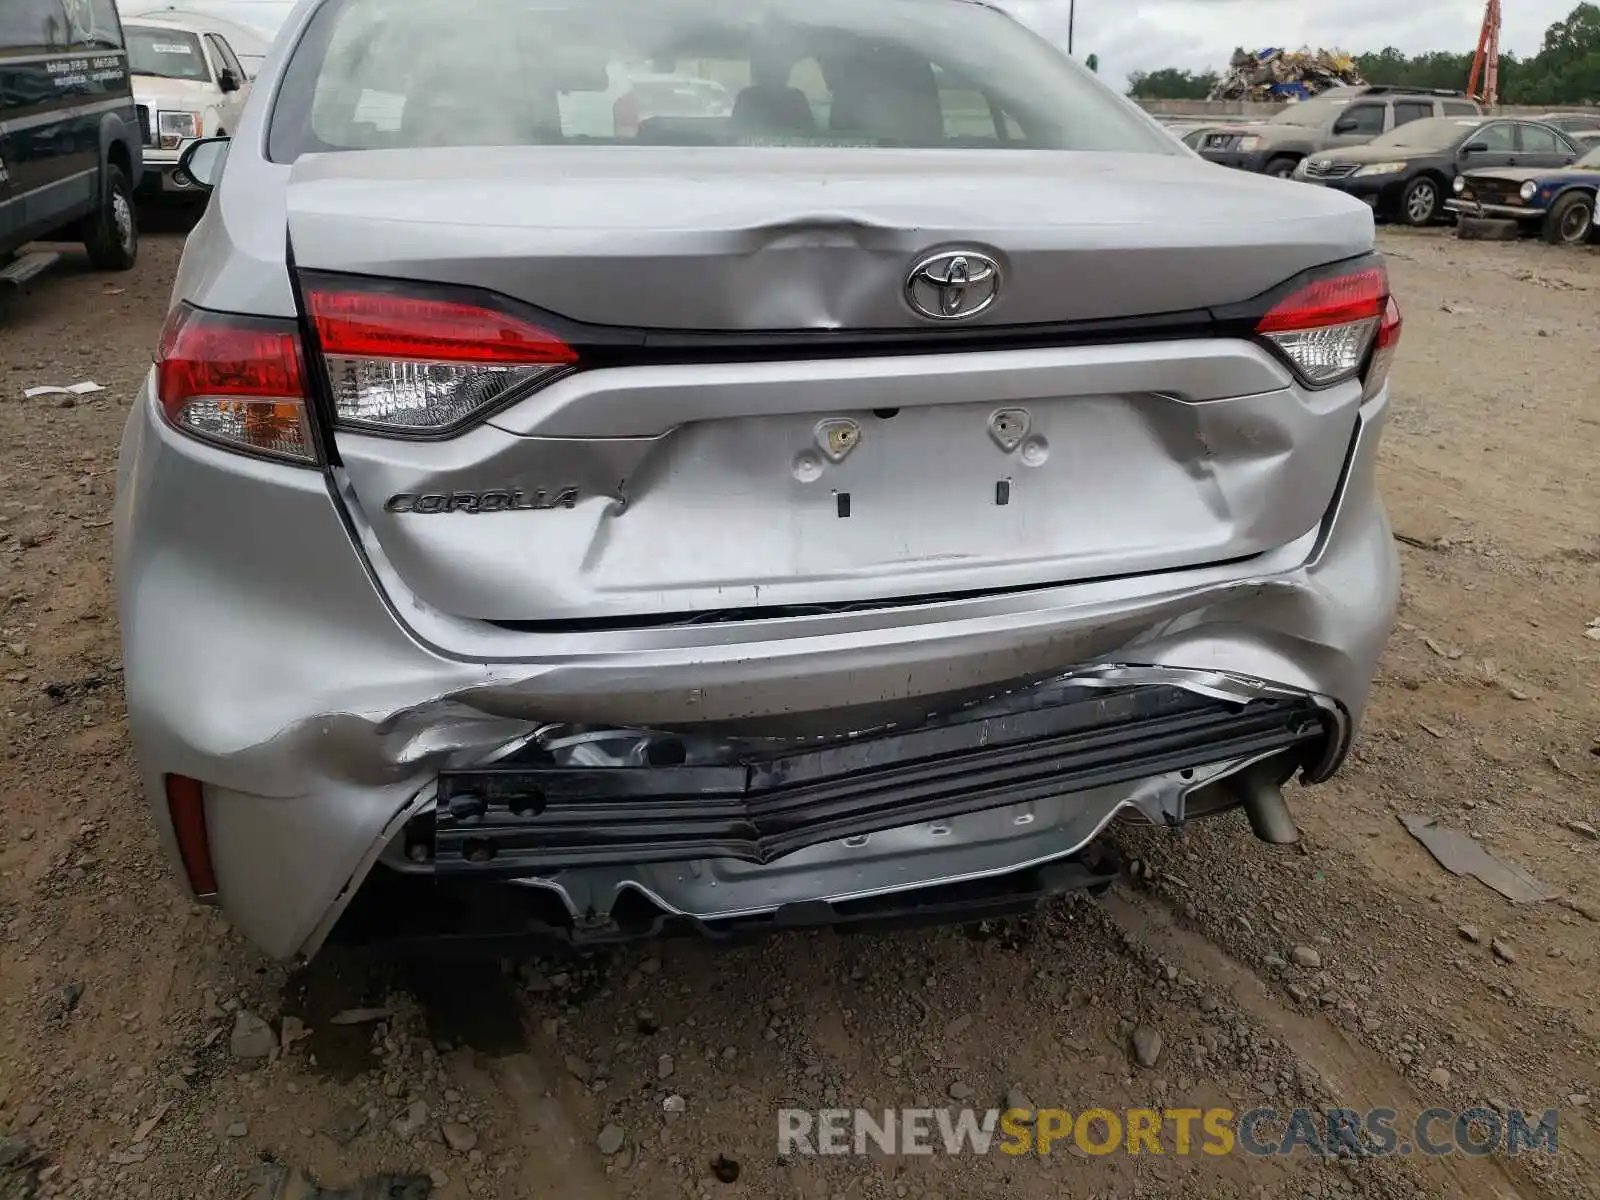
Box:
1189, 85, 1483, 178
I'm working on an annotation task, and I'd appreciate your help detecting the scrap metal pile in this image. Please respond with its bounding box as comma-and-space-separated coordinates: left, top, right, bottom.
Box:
1209, 47, 1366, 102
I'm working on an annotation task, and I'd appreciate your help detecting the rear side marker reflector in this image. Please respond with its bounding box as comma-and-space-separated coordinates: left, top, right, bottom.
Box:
1362, 294, 1403, 401
155, 304, 317, 464
305, 286, 577, 433
164, 774, 219, 899
1255, 264, 1396, 389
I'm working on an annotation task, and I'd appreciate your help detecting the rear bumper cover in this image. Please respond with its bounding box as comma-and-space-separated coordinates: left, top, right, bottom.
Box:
115, 375, 1399, 959
425, 676, 1329, 873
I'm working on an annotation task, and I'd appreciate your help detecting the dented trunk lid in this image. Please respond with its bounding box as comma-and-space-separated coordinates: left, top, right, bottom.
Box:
289, 147, 1374, 623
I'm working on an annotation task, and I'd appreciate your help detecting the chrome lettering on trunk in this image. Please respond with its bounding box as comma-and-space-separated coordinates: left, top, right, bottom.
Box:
384, 488, 579, 514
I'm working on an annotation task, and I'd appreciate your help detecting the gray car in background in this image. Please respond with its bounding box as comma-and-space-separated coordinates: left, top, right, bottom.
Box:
1195, 84, 1482, 177
115, 0, 1402, 960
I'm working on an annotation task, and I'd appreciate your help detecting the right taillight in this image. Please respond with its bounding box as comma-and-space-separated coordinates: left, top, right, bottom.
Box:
1255, 263, 1398, 391
1361, 294, 1403, 400
304, 283, 578, 434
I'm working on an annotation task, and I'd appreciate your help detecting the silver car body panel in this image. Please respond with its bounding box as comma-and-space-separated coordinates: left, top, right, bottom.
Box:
120, 0, 1400, 960
337, 344, 1362, 621
117, 369, 1396, 958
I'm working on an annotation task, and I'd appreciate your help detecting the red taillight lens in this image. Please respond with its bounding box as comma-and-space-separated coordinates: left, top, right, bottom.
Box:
155, 304, 317, 464
1255, 264, 1391, 388
305, 284, 578, 433
309, 289, 578, 366
164, 774, 218, 898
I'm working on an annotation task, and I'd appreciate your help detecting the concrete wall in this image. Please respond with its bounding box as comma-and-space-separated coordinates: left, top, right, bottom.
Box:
1133, 98, 1600, 119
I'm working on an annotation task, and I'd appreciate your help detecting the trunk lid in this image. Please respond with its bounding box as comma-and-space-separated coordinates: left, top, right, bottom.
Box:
286, 146, 1370, 330
289, 148, 1373, 624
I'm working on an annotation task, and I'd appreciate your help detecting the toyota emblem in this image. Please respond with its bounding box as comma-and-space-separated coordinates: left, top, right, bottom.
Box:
904, 250, 1002, 322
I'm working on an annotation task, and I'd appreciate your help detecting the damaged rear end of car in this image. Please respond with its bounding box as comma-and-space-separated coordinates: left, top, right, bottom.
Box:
114, 0, 1402, 959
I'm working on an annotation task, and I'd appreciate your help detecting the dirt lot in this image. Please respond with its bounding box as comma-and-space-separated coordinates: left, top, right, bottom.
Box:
0, 220, 1596, 1200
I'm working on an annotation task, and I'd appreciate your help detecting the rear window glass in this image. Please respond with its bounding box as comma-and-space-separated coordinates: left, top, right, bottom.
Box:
268, 0, 1177, 159
125, 27, 209, 80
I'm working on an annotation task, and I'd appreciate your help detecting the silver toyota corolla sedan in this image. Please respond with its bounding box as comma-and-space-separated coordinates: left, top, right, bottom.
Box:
114, 0, 1402, 960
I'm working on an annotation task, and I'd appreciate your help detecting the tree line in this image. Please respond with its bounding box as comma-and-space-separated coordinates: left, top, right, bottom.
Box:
1127, 1, 1600, 105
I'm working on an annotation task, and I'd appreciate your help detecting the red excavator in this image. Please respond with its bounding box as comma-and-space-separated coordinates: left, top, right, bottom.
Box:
1468, 0, 1502, 105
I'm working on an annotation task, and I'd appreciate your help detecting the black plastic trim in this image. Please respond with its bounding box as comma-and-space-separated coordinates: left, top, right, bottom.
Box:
425, 684, 1327, 873
285, 238, 342, 467
294, 266, 1234, 363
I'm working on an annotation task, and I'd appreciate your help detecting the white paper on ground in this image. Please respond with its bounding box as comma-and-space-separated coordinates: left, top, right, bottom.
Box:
23, 381, 104, 398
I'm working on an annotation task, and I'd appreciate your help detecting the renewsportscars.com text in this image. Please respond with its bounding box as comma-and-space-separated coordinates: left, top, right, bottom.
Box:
778, 1106, 1560, 1158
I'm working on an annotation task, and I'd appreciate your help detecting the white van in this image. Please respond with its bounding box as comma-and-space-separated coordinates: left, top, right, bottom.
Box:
117, 9, 268, 194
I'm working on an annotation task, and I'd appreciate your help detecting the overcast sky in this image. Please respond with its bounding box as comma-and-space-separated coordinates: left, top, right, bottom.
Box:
999, 0, 1575, 91
125, 0, 1576, 95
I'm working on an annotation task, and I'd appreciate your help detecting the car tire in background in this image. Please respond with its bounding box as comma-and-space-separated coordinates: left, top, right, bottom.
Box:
1264, 156, 1299, 179
83, 164, 139, 272
1400, 176, 1441, 227
1540, 191, 1595, 246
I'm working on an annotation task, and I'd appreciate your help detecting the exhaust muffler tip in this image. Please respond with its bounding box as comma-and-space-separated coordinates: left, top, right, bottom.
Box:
1234, 761, 1301, 845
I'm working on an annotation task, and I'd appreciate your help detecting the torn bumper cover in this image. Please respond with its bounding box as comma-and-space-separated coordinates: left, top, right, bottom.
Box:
116, 375, 1398, 961
422, 677, 1330, 874
326, 671, 1334, 948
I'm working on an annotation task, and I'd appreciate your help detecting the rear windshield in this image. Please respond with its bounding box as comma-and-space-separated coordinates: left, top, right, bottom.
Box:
125, 27, 210, 80
268, 0, 1177, 159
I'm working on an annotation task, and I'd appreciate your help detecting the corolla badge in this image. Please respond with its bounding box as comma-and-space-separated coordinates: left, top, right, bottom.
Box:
904, 250, 1002, 321
384, 487, 578, 514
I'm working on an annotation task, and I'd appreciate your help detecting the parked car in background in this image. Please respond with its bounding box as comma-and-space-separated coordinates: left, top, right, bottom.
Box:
1449, 143, 1600, 245
1533, 111, 1600, 150
119, 12, 261, 195
0, 0, 142, 284
122, 0, 294, 75
1293, 116, 1580, 225
1153, 117, 1213, 146
119, 0, 1402, 961
1194, 85, 1481, 178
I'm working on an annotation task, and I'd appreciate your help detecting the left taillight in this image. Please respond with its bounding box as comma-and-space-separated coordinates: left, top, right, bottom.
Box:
155, 304, 318, 465
1254, 263, 1398, 390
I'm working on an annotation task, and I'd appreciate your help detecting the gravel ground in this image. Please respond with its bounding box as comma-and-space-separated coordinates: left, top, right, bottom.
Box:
0, 220, 1596, 1200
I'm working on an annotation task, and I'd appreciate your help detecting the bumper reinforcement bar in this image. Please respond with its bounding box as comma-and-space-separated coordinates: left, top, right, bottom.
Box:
425, 681, 1328, 874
